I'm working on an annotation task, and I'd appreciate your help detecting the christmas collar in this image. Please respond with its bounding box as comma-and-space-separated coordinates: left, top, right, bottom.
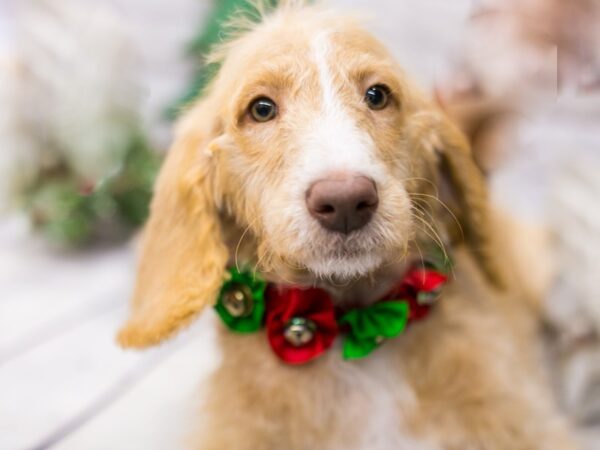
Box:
214, 263, 448, 365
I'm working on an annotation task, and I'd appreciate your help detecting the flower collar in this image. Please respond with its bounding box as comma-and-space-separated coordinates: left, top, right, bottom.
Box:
215, 262, 449, 365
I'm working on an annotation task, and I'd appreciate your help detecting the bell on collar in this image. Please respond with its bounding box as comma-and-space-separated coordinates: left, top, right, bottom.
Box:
284, 317, 317, 347
417, 287, 442, 306
222, 283, 254, 318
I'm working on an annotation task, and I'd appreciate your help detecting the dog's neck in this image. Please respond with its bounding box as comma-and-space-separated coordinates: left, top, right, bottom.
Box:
315, 262, 410, 307
262, 259, 412, 308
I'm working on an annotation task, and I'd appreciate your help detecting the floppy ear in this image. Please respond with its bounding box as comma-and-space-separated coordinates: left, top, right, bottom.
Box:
117, 112, 228, 348
422, 111, 506, 288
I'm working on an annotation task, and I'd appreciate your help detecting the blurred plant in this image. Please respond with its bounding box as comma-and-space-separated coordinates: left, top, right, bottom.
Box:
1, 0, 160, 246
25, 134, 160, 245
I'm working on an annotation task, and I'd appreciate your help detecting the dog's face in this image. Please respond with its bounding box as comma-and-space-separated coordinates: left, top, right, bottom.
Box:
215, 21, 417, 280
118, 5, 499, 348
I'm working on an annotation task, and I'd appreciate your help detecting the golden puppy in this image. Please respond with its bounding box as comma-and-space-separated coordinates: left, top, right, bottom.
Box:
119, 2, 577, 449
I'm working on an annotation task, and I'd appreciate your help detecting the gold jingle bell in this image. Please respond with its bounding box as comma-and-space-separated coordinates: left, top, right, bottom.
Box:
417, 287, 442, 306
284, 317, 316, 347
222, 283, 254, 318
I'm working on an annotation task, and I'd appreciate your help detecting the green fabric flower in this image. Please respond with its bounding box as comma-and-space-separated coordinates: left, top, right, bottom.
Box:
339, 301, 409, 360
215, 268, 266, 333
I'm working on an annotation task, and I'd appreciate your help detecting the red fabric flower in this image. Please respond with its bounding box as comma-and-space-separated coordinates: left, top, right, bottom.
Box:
265, 285, 339, 365
388, 268, 448, 321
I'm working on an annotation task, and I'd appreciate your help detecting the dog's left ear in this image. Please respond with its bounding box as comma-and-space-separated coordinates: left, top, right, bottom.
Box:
117, 106, 229, 348
421, 111, 506, 288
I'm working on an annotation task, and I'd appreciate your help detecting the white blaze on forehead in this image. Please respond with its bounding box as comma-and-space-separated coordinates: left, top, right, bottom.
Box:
293, 33, 386, 189
314, 32, 339, 112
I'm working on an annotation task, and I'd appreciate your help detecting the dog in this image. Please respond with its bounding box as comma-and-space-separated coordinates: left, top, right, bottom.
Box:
118, 2, 578, 449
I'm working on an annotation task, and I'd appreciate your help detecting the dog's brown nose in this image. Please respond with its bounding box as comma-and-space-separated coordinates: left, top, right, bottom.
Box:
306, 174, 378, 234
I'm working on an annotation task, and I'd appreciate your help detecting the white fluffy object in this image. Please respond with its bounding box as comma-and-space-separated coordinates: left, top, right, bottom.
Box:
0, 0, 142, 201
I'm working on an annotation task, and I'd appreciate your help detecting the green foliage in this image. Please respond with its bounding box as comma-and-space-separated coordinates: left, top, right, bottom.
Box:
25, 134, 160, 246
109, 134, 161, 227
28, 179, 95, 244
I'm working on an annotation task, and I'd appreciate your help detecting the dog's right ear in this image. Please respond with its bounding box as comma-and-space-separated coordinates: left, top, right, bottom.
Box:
407, 104, 506, 289
118, 107, 228, 349
430, 112, 507, 289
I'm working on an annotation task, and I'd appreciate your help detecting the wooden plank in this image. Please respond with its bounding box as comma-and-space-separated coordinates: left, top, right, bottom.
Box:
0, 216, 138, 366
0, 246, 134, 365
54, 315, 219, 450
0, 303, 173, 450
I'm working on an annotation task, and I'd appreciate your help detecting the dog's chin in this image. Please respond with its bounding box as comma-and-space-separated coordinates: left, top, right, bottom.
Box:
303, 251, 385, 281
263, 218, 409, 282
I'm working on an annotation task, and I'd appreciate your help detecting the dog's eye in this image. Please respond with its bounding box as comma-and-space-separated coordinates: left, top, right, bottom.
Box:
364, 85, 390, 110
249, 97, 277, 122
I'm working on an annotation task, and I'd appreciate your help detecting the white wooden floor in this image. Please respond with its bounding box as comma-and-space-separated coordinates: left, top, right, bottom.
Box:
0, 217, 219, 450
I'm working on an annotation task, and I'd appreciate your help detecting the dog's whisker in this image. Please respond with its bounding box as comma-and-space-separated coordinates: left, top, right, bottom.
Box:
410, 206, 449, 263
411, 237, 426, 272
409, 207, 447, 259
234, 223, 254, 272
399, 177, 440, 196
409, 192, 464, 239
410, 206, 458, 280
411, 202, 447, 248
410, 196, 454, 259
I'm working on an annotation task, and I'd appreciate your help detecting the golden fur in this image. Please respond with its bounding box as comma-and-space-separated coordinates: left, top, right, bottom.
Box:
118, 2, 577, 448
